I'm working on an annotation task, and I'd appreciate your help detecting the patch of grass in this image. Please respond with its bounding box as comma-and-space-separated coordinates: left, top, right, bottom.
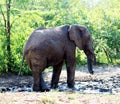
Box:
68, 95, 75, 100
67, 93, 76, 100
40, 97, 56, 104
72, 101, 81, 104
1, 92, 120, 104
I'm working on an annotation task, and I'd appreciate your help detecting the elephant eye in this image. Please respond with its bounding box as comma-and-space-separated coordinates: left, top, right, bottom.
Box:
77, 30, 83, 38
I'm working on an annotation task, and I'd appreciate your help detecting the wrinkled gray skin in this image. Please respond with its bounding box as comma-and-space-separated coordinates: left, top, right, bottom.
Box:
22, 25, 95, 92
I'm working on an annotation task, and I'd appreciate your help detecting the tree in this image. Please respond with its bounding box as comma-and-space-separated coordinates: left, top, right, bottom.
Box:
0, 0, 120, 75
0, 0, 12, 72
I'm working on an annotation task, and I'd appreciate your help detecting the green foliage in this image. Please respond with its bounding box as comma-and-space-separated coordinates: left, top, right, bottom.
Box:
0, 0, 120, 75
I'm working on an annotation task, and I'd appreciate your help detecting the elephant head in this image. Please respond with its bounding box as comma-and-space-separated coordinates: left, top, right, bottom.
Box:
69, 25, 95, 74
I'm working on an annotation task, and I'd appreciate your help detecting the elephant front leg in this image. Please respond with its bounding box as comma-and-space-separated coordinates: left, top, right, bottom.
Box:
65, 58, 76, 89
51, 61, 63, 89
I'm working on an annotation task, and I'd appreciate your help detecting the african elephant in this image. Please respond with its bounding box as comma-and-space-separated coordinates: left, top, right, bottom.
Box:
22, 24, 95, 92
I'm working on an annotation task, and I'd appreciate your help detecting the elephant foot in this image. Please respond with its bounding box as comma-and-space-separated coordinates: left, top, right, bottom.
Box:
40, 84, 50, 92
33, 85, 50, 92
40, 85, 50, 92
67, 85, 77, 91
68, 86, 77, 91
51, 84, 58, 89
40, 87, 50, 92
67, 82, 74, 88
33, 88, 50, 92
33, 85, 40, 92
89, 71, 94, 75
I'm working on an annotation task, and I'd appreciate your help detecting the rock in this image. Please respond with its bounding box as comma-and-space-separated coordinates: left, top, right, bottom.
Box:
99, 88, 112, 94
0, 87, 7, 92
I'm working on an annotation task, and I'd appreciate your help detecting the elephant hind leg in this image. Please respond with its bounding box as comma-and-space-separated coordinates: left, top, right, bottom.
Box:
31, 59, 45, 91
51, 61, 63, 89
32, 64, 41, 91
31, 59, 50, 92
39, 74, 50, 92
33, 70, 50, 92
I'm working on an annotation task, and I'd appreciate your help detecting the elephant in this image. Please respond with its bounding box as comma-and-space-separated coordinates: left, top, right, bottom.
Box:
22, 24, 95, 92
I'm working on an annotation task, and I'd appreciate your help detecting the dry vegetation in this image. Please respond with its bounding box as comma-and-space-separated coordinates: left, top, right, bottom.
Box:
0, 91, 120, 104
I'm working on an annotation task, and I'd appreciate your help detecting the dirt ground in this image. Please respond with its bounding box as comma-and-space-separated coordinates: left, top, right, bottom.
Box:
0, 65, 120, 104
0, 65, 120, 88
0, 92, 120, 104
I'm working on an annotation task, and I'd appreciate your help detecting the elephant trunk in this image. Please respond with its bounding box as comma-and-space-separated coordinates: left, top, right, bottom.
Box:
87, 56, 94, 74
83, 45, 95, 74
87, 53, 96, 74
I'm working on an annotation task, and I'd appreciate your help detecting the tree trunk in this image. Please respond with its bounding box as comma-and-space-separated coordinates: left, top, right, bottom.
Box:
6, 0, 12, 72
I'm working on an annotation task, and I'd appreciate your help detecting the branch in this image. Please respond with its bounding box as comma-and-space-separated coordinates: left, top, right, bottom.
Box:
6, 0, 11, 32
0, 7, 7, 31
103, 47, 112, 63
10, 15, 21, 29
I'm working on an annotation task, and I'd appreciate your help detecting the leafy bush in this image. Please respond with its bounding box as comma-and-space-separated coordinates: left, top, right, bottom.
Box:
0, 0, 120, 75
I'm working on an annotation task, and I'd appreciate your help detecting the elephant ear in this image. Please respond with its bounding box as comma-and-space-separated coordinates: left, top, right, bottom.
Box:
68, 25, 84, 50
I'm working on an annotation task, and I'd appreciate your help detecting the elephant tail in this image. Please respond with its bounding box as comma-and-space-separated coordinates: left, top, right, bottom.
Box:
18, 53, 25, 76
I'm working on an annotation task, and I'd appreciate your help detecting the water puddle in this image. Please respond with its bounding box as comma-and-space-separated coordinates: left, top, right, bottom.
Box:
1, 75, 120, 94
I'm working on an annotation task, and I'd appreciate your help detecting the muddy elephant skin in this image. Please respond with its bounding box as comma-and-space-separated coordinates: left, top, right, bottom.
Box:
22, 24, 95, 92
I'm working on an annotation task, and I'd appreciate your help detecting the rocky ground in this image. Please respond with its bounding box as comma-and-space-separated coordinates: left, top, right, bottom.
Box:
0, 65, 120, 94
0, 65, 120, 104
